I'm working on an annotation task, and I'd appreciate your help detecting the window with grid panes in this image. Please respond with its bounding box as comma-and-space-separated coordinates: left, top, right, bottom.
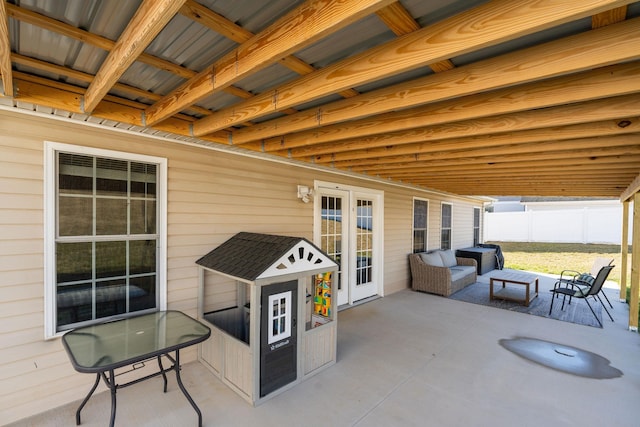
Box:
46, 144, 166, 336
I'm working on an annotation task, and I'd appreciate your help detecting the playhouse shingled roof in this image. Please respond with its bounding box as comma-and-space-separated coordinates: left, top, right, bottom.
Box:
196, 232, 337, 282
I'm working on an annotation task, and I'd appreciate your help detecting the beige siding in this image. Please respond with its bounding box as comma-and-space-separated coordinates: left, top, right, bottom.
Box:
0, 109, 483, 424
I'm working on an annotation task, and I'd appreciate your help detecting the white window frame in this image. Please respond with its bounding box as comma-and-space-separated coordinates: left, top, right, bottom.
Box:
440, 202, 453, 250
473, 207, 481, 246
268, 291, 292, 345
44, 142, 167, 339
412, 198, 429, 253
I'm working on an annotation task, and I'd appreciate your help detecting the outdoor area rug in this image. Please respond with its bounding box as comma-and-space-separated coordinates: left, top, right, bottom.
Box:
449, 282, 604, 328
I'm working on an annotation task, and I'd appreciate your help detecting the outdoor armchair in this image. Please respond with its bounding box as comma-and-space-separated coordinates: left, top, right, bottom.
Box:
549, 265, 614, 328
555, 257, 614, 309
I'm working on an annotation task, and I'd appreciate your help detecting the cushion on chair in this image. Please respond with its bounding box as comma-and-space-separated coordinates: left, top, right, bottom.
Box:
449, 266, 476, 282
576, 273, 594, 285
439, 250, 458, 268
420, 252, 444, 267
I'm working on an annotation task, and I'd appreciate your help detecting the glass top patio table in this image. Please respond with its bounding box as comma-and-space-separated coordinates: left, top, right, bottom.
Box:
61, 311, 211, 427
62, 310, 210, 372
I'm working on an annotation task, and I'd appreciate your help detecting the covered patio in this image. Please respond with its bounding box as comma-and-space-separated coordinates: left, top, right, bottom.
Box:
12, 272, 640, 427
2, 0, 640, 424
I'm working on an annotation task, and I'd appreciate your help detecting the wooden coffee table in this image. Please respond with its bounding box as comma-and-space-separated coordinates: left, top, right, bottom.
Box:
489, 271, 539, 307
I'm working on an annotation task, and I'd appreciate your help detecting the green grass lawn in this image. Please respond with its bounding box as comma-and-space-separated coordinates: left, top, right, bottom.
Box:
488, 241, 638, 327
487, 241, 629, 286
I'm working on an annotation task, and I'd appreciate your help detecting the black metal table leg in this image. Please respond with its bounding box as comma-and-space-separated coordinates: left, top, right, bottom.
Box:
172, 350, 203, 427
100, 370, 117, 427
157, 355, 168, 392
76, 373, 100, 425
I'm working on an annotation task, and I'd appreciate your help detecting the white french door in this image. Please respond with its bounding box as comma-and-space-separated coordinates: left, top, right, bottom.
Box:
315, 183, 382, 307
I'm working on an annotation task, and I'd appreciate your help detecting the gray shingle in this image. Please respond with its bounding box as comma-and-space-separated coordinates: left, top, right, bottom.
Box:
196, 232, 326, 281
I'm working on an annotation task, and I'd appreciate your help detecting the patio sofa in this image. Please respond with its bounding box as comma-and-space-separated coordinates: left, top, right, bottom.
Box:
409, 250, 477, 297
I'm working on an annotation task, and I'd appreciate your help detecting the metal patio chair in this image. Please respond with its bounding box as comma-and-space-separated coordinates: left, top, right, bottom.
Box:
549, 265, 614, 328
555, 257, 614, 309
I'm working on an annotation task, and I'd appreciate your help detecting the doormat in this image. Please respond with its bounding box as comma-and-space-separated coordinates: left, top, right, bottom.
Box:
449, 282, 604, 328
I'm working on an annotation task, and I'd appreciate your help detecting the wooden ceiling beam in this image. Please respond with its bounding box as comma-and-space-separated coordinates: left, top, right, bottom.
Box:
83, 0, 186, 113
351, 155, 640, 175
375, 1, 454, 73
263, 61, 640, 151
412, 184, 628, 197
342, 144, 640, 174
309, 119, 640, 164
398, 169, 639, 181
179, 0, 253, 43
344, 145, 640, 171
592, 5, 628, 28
198, 0, 638, 136
428, 188, 624, 197
0, 0, 13, 97
387, 164, 640, 178
288, 96, 640, 159
181, 0, 358, 101
11, 55, 212, 118
12, 75, 229, 142
5, 3, 253, 110
6, 3, 195, 80
620, 173, 640, 201
145, 0, 394, 125
229, 16, 640, 143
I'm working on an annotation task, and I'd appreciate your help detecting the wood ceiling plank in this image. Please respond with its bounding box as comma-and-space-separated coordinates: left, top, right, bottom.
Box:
348, 146, 640, 173
145, 0, 395, 125
324, 134, 640, 164
83, 0, 186, 113
592, 5, 628, 28
182, 0, 359, 100
13, 78, 83, 113
11, 55, 214, 119
335, 143, 640, 171
6, 3, 251, 104
0, 1, 13, 97
364, 156, 640, 175
404, 169, 640, 180
195, 0, 636, 137
309, 117, 640, 163
6, 3, 114, 50
262, 61, 640, 150
278, 56, 360, 99
12, 75, 229, 142
376, 1, 454, 72
230, 17, 640, 144
620, 173, 640, 201
286, 95, 640, 158
180, 0, 253, 43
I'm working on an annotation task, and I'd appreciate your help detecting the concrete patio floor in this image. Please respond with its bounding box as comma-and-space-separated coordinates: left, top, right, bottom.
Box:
10, 271, 640, 427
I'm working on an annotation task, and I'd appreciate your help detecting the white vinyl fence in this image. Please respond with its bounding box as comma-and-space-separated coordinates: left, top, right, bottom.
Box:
484, 204, 632, 245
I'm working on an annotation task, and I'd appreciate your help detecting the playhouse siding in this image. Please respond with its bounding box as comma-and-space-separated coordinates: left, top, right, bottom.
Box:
0, 108, 483, 424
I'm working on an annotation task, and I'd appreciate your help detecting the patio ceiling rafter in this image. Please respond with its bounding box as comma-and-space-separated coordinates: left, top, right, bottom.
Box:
144, 0, 395, 126
1, 0, 639, 198
308, 119, 640, 163
0, 0, 12, 97
201, 0, 637, 140
82, 0, 186, 113
229, 16, 640, 144
285, 94, 640, 159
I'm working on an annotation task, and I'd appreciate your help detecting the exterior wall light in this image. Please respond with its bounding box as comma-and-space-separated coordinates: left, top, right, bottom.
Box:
297, 185, 314, 203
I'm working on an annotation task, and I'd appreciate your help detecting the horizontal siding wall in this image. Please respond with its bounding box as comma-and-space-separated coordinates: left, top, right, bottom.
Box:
0, 108, 483, 424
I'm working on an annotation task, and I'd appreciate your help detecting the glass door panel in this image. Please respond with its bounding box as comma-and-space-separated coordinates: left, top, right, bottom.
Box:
320, 193, 348, 306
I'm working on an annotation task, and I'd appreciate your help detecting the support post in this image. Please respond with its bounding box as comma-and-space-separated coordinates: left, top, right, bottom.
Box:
629, 193, 640, 331
620, 200, 629, 302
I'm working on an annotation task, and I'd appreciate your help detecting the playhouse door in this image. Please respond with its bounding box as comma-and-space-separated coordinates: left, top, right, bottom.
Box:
260, 280, 297, 397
